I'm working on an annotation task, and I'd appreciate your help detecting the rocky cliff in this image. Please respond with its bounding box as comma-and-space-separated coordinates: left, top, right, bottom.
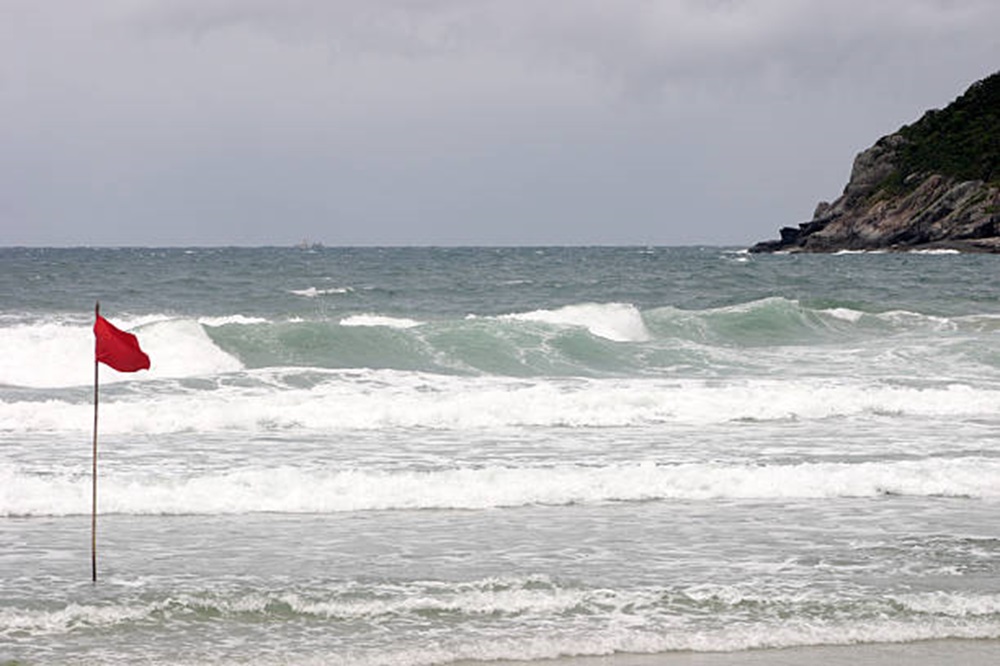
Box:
751, 72, 1000, 253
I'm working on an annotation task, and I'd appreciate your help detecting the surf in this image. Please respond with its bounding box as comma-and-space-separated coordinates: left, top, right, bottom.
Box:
4, 457, 999, 517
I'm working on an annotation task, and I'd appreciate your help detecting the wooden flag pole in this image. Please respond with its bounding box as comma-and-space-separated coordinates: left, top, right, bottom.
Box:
92, 300, 100, 583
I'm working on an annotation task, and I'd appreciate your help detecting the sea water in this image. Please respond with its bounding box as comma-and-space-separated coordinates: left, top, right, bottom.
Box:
0, 246, 998, 665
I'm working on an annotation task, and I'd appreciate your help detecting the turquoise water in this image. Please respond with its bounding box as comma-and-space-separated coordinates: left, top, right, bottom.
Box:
1, 247, 999, 664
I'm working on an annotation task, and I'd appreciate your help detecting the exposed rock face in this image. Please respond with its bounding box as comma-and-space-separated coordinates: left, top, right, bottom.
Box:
751, 73, 1000, 253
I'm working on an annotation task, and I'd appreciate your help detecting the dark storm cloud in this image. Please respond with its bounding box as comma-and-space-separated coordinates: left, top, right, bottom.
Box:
3, 1, 1000, 246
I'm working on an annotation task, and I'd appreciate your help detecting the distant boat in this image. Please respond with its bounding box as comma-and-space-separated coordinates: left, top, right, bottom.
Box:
295, 239, 324, 250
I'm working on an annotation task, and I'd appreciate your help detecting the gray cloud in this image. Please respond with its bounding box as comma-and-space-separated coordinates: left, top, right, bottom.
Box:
3, 1, 999, 246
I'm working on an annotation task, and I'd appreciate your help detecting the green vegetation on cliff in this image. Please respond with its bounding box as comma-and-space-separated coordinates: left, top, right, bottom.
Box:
894, 71, 1000, 185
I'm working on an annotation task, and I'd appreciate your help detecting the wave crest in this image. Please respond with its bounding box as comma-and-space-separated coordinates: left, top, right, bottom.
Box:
4, 458, 998, 517
0, 318, 242, 388
497, 302, 651, 342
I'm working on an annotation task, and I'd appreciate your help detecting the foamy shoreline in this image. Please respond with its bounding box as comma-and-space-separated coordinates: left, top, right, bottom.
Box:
456, 639, 1000, 666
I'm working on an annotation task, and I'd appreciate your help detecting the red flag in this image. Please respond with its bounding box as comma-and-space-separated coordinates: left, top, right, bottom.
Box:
94, 315, 150, 372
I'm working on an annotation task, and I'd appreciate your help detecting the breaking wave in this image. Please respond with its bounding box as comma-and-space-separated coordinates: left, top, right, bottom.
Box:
0, 299, 995, 389
3, 576, 1000, 659
0, 317, 243, 388
3, 457, 999, 517
2, 371, 997, 434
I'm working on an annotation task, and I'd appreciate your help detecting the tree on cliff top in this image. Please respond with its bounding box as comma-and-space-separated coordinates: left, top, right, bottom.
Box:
894, 70, 1000, 185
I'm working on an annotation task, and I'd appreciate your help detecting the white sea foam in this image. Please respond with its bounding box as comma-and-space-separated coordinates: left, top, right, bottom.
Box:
270, 579, 592, 621
819, 304, 981, 332
894, 591, 1000, 617
0, 601, 161, 636
198, 315, 269, 326
0, 321, 93, 388
652, 298, 968, 337
291, 286, 352, 297
7, 576, 1000, 652
0, 318, 243, 388
2, 372, 997, 433
340, 314, 424, 329
909, 248, 962, 255
0, 576, 581, 637
4, 457, 998, 516
134, 319, 244, 378
880, 309, 956, 331
499, 302, 651, 342
822, 307, 866, 323
4, 565, 1000, 663
6, 615, 1000, 666
423, 620, 1000, 664
5, 612, 999, 666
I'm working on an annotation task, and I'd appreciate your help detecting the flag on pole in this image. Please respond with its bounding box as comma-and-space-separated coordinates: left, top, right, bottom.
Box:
90, 306, 149, 582
94, 315, 150, 372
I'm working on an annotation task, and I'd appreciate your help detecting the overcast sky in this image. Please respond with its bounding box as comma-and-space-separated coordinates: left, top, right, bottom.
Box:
3, 1, 999, 247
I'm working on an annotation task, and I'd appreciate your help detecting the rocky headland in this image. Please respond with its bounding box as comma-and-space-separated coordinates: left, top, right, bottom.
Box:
751, 71, 1000, 253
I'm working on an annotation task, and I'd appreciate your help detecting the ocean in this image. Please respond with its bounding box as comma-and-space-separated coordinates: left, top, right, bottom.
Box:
1, 246, 998, 665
